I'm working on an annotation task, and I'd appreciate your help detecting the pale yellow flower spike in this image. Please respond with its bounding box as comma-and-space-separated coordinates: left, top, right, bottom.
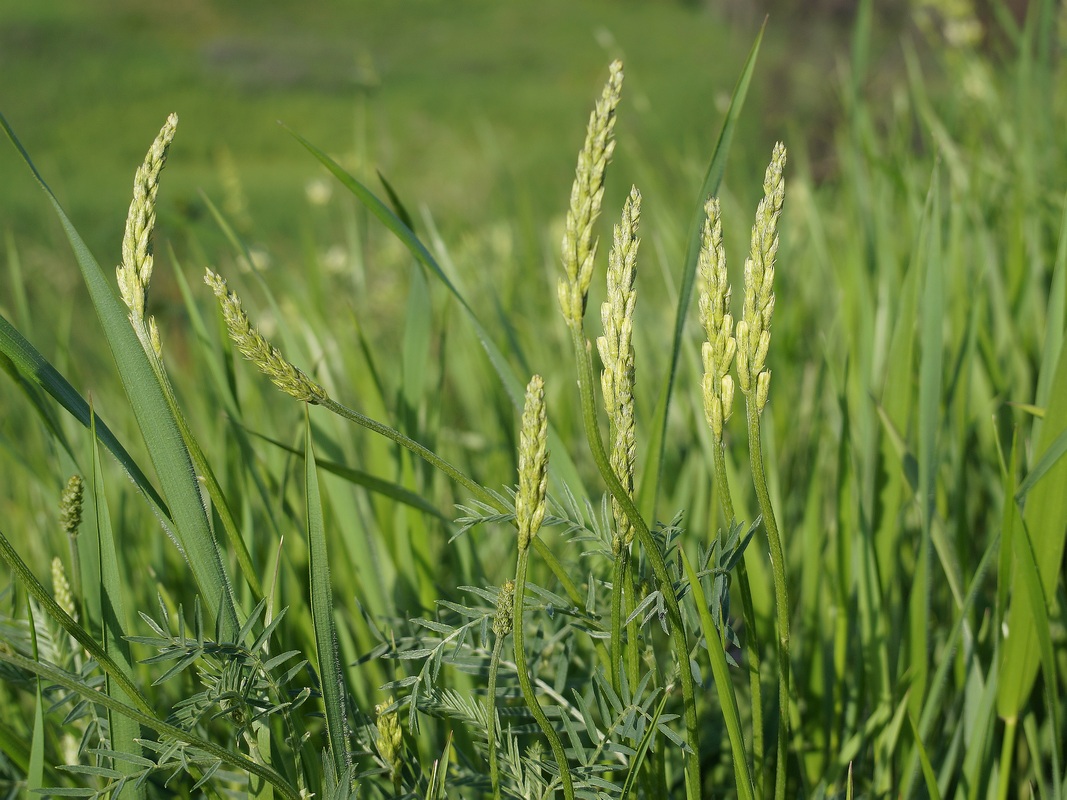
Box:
558, 60, 624, 330
117, 114, 178, 328
515, 375, 549, 552
597, 186, 640, 549
737, 142, 786, 415
204, 269, 328, 405
698, 196, 737, 443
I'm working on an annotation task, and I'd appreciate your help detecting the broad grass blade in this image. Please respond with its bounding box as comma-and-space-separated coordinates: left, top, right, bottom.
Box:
998, 343, 1067, 722
88, 408, 145, 798
0, 648, 300, 800
0, 528, 153, 715
907, 714, 943, 800
0, 312, 169, 525
909, 165, 942, 720
1, 113, 240, 639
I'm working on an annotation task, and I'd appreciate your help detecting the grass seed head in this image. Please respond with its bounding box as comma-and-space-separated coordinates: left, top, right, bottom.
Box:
558, 60, 624, 330
204, 269, 328, 404
698, 196, 738, 441
51, 557, 76, 621
494, 579, 515, 637
516, 375, 549, 552
58, 474, 84, 538
117, 113, 178, 326
738, 142, 786, 414
597, 186, 640, 547
374, 697, 404, 788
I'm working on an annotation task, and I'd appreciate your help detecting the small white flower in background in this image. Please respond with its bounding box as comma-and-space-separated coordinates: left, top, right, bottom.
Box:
322, 245, 348, 273
305, 177, 333, 206
237, 246, 272, 273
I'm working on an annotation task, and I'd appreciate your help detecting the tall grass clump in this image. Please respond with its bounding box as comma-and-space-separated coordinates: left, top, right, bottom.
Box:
1, 3, 1066, 797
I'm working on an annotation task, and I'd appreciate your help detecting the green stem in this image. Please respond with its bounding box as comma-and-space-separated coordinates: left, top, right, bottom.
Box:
623, 562, 640, 690
745, 397, 791, 800
487, 632, 505, 800
513, 546, 575, 800
609, 547, 630, 692
714, 443, 763, 798
319, 396, 586, 610
569, 329, 701, 800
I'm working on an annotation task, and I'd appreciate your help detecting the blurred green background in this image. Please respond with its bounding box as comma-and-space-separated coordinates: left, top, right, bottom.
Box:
1, 0, 912, 267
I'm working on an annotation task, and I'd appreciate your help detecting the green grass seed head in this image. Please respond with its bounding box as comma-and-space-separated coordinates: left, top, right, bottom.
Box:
516, 375, 549, 552
597, 185, 640, 547
374, 697, 404, 788
58, 474, 84, 538
698, 196, 737, 442
558, 60, 624, 330
117, 113, 177, 327
51, 556, 76, 621
204, 269, 328, 404
738, 142, 786, 414
494, 579, 515, 637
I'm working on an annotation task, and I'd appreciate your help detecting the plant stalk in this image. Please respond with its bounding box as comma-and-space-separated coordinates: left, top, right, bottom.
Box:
569, 329, 702, 800
513, 546, 575, 800
745, 397, 791, 800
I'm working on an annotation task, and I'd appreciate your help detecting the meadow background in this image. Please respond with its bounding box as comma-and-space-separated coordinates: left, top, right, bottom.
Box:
1, 0, 1066, 798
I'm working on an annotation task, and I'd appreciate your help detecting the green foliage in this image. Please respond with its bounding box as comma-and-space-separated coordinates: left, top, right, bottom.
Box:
1, 4, 1067, 799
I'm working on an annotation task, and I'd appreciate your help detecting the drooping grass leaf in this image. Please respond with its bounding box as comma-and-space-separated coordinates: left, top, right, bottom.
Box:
0, 312, 170, 527
0, 648, 300, 800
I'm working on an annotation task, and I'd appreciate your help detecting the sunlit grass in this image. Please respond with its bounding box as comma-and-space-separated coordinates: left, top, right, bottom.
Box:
1, 2, 1066, 798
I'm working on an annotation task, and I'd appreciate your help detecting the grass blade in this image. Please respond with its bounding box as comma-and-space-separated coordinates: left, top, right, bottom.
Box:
0, 648, 300, 800
637, 23, 764, 520
909, 163, 942, 720
0, 528, 153, 716
285, 125, 589, 501
0, 113, 240, 639
0, 312, 170, 525
88, 407, 145, 798
998, 345, 1067, 722
303, 410, 350, 777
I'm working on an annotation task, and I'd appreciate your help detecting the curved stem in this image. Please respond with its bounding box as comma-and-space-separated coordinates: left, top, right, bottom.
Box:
513, 546, 575, 800
745, 397, 791, 800
569, 329, 701, 800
